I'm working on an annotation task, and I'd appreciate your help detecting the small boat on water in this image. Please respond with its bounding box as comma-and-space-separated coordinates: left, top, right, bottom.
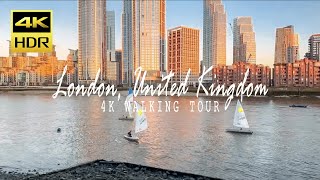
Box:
226, 128, 253, 134
226, 100, 253, 134
124, 102, 148, 142
119, 88, 134, 121
119, 116, 134, 121
289, 104, 308, 108
124, 135, 139, 142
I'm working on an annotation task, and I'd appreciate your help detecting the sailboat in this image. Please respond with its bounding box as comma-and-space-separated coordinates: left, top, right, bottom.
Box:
226, 100, 253, 134
118, 88, 134, 120
124, 102, 148, 142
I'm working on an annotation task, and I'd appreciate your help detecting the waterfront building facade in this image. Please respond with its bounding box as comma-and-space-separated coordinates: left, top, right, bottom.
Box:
273, 58, 320, 88
167, 26, 200, 85
0, 55, 77, 86
213, 62, 271, 87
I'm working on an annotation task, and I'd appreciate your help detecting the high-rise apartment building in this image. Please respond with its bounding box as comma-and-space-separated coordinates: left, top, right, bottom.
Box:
122, 0, 135, 85
78, 0, 107, 83
122, 0, 166, 85
115, 50, 122, 85
274, 25, 299, 64
306, 34, 320, 61
107, 11, 115, 52
106, 10, 118, 84
233, 17, 256, 64
203, 0, 226, 74
167, 26, 200, 85
134, 0, 166, 81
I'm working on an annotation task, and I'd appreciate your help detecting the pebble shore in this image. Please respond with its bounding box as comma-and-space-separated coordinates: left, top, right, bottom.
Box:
0, 160, 220, 180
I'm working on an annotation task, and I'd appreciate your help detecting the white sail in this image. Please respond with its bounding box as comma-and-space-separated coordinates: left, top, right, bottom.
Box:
134, 102, 148, 133
128, 103, 132, 118
233, 100, 249, 129
126, 93, 133, 103
126, 95, 133, 117
125, 89, 134, 117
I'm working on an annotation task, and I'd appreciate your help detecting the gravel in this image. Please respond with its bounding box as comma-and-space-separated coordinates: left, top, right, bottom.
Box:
0, 160, 220, 180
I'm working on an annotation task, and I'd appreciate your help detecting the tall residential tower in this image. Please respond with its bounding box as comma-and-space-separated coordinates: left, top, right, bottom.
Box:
167, 26, 200, 85
106, 10, 118, 84
233, 17, 256, 64
78, 0, 107, 82
203, 0, 226, 76
122, 0, 166, 85
107, 11, 115, 52
306, 34, 320, 61
274, 25, 299, 64
122, 0, 135, 85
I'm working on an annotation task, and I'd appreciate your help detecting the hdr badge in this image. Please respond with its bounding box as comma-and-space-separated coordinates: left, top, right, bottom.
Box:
11, 10, 53, 53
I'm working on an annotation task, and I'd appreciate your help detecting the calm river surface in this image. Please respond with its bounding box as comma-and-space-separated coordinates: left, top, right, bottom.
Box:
0, 93, 319, 179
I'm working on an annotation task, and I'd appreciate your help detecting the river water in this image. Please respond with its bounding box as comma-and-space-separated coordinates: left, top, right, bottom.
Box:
0, 93, 319, 179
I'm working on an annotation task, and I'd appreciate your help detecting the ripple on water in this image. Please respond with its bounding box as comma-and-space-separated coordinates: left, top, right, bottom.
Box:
0, 94, 319, 179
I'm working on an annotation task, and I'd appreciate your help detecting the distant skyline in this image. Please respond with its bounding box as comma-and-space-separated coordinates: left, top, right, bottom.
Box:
0, 0, 320, 67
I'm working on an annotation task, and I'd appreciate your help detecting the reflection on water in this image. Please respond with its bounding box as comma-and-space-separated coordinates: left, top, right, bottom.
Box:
0, 94, 320, 179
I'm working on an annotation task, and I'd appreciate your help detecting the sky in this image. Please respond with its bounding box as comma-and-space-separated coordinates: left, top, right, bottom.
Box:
0, 0, 320, 67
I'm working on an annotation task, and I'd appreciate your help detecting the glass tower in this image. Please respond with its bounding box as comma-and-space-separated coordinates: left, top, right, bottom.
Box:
122, 0, 166, 84
203, 0, 226, 78
233, 17, 256, 64
78, 0, 107, 82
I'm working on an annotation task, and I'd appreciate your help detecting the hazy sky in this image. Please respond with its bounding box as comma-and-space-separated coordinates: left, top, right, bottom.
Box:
0, 0, 319, 67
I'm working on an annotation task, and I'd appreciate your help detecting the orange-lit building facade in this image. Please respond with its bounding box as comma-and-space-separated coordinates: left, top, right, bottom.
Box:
0, 54, 77, 86
167, 26, 200, 85
134, 0, 166, 81
213, 62, 271, 87
274, 25, 300, 64
273, 58, 320, 88
78, 0, 107, 82
233, 17, 256, 64
122, 0, 166, 84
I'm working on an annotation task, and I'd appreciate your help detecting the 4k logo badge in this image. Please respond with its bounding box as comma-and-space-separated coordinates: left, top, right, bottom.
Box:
11, 10, 53, 53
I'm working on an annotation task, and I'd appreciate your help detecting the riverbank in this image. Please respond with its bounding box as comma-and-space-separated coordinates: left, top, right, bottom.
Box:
1, 86, 320, 96
0, 160, 218, 180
